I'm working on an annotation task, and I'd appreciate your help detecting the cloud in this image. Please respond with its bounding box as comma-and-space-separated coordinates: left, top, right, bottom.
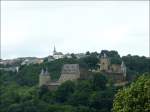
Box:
1, 1, 149, 59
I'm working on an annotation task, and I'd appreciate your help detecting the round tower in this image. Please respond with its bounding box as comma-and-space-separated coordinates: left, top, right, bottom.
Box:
39, 68, 51, 87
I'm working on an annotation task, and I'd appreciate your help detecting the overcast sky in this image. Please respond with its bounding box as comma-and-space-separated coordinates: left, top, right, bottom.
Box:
1, 1, 149, 59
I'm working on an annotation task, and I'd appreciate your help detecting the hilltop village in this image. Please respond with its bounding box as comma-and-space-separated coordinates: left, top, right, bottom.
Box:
0, 46, 85, 71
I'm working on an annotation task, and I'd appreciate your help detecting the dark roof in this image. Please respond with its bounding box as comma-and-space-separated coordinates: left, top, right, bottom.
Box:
61, 64, 80, 74
54, 52, 63, 55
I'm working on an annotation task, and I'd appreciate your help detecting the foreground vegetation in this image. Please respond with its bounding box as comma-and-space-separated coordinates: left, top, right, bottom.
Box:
0, 73, 116, 112
113, 74, 150, 112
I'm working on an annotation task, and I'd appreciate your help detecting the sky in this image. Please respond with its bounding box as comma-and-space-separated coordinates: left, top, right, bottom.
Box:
1, 1, 149, 59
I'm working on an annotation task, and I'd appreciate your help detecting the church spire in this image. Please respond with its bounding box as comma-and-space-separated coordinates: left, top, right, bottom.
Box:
53, 45, 56, 53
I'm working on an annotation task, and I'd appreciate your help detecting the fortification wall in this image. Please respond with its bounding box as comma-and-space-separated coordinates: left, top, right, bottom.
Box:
58, 74, 80, 83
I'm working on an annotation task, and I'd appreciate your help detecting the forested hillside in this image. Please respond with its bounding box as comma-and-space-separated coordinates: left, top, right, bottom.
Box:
0, 50, 150, 112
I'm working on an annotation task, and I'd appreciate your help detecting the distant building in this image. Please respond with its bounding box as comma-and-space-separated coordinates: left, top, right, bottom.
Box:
0, 59, 20, 66
0, 66, 19, 72
21, 58, 43, 65
47, 56, 55, 62
75, 53, 86, 59
64, 53, 72, 58
99, 53, 127, 83
53, 46, 64, 59
39, 64, 80, 90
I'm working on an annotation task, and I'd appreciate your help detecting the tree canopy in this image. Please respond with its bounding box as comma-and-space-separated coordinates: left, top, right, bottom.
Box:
113, 73, 150, 112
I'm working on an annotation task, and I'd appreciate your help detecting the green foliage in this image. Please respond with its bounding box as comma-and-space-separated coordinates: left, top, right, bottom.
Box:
71, 53, 77, 59
89, 90, 114, 112
0, 70, 17, 85
80, 55, 99, 70
91, 73, 107, 90
0, 83, 40, 112
54, 81, 75, 103
45, 58, 78, 80
86, 51, 90, 55
17, 64, 41, 86
113, 73, 150, 112
122, 55, 150, 74
110, 57, 122, 64
47, 104, 75, 112
0, 75, 115, 112
100, 50, 120, 58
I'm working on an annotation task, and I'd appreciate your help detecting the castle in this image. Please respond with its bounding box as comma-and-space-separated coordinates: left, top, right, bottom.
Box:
39, 64, 80, 90
39, 53, 127, 89
99, 53, 126, 83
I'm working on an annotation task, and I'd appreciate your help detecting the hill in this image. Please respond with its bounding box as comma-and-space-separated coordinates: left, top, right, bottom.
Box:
0, 50, 150, 112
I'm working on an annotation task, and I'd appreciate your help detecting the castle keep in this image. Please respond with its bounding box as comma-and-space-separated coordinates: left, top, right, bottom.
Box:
99, 53, 126, 83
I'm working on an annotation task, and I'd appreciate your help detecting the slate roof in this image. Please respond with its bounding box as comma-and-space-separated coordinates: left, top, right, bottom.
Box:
61, 64, 80, 74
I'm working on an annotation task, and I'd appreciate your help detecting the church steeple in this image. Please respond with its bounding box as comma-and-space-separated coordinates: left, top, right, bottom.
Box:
53, 45, 56, 54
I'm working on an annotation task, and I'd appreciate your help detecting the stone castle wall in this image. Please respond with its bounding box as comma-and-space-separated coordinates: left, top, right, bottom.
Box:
58, 74, 80, 83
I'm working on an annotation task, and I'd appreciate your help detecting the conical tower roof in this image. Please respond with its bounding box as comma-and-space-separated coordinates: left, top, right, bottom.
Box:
45, 68, 49, 75
40, 68, 44, 75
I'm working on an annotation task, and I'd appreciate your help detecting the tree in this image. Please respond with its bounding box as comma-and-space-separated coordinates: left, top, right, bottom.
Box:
91, 73, 107, 90
71, 53, 77, 59
100, 50, 120, 58
38, 85, 49, 99
86, 51, 90, 55
113, 73, 150, 112
89, 90, 114, 112
68, 80, 92, 106
122, 55, 150, 74
81, 56, 99, 70
110, 57, 122, 64
54, 81, 75, 103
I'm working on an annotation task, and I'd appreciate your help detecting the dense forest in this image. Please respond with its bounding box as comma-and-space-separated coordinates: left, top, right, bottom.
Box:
0, 50, 150, 112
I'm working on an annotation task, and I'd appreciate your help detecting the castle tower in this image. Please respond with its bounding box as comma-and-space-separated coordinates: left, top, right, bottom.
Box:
100, 53, 110, 71
121, 61, 127, 78
39, 68, 51, 87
